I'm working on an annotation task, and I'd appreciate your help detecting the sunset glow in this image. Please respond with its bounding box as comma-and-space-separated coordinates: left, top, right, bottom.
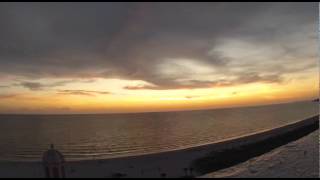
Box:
0, 2, 318, 114
0, 74, 317, 114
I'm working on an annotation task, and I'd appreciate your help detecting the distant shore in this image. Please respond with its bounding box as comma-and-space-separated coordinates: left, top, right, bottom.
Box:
0, 115, 318, 178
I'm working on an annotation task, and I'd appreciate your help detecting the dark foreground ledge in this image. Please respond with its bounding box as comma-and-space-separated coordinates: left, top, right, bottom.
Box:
192, 115, 319, 176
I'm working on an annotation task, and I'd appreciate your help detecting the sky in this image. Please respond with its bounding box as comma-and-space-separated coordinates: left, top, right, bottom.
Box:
0, 2, 318, 114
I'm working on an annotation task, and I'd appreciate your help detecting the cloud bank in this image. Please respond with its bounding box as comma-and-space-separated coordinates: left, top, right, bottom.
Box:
0, 2, 317, 90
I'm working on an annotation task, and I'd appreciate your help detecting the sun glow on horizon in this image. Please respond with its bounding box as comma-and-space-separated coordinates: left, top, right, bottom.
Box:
0, 3, 317, 114
0, 72, 317, 114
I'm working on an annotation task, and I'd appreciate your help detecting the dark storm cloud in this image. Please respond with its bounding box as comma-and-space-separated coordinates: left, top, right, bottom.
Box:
0, 2, 317, 89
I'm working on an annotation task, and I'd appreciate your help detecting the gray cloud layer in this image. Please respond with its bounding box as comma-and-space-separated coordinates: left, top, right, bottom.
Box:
0, 2, 317, 90
16, 80, 74, 90
15, 79, 95, 90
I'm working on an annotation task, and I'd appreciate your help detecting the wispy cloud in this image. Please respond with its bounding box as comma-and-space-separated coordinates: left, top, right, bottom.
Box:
0, 94, 18, 99
15, 80, 74, 90
124, 73, 282, 90
15, 79, 95, 91
0, 93, 41, 101
57, 90, 110, 96
185, 95, 203, 99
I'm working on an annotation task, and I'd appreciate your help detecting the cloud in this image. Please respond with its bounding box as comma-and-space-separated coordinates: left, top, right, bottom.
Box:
124, 73, 282, 90
14, 79, 96, 90
17, 82, 43, 90
235, 72, 282, 84
57, 90, 110, 96
15, 80, 75, 90
185, 95, 203, 99
0, 2, 316, 90
0, 93, 41, 101
0, 94, 18, 99
124, 80, 231, 90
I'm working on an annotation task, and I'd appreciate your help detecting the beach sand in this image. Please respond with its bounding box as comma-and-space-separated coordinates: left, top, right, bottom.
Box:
202, 129, 319, 178
0, 116, 318, 178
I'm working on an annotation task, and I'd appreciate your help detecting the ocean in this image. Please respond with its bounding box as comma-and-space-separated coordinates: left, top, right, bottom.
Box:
0, 101, 318, 162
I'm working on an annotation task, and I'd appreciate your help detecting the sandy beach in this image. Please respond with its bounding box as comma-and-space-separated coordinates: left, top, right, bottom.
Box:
0, 116, 318, 178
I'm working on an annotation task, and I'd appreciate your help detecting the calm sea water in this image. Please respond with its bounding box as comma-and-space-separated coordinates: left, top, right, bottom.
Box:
0, 101, 318, 162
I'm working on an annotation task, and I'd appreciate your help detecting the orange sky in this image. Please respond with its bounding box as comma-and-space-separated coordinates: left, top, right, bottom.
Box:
0, 3, 318, 114
0, 71, 318, 114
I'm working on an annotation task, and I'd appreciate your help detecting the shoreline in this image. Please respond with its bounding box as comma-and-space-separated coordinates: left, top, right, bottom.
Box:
0, 115, 318, 178
202, 129, 319, 178
2, 114, 318, 164
192, 115, 319, 175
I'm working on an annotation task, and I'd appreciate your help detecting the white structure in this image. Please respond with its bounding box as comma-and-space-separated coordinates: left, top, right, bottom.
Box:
42, 144, 66, 178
